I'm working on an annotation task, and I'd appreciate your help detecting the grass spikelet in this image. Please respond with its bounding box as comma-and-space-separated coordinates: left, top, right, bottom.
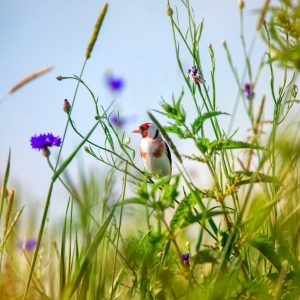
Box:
2, 190, 14, 237
0, 205, 25, 251
8, 65, 54, 94
85, 2, 109, 59
256, 0, 270, 31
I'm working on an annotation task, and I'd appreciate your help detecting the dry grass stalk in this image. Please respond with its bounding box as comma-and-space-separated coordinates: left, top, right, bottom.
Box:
3, 190, 14, 237
8, 65, 54, 94
0, 205, 25, 251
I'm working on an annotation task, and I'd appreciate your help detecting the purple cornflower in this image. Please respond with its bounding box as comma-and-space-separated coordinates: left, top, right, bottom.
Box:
187, 65, 205, 85
182, 253, 190, 266
17, 238, 37, 251
110, 113, 135, 128
30, 133, 61, 151
243, 83, 255, 99
105, 74, 124, 92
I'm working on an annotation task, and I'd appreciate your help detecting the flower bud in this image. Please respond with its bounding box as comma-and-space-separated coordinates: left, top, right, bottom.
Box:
208, 43, 212, 48
166, 6, 173, 16
157, 251, 163, 258
56, 75, 62, 81
63, 99, 71, 114
221, 39, 226, 45
124, 137, 131, 145
42, 147, 50, 158
237, 0, 244, 9
95, 115, 100, 120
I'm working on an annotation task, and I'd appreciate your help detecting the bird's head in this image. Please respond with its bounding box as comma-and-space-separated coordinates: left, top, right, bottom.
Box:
132, 122, 158, 139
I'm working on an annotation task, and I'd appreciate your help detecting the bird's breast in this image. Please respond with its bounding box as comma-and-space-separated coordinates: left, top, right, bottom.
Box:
140, 139, 165, 158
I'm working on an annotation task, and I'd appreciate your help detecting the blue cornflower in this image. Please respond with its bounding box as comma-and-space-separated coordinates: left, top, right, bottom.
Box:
17, 238, 37, 251
182, 253, 190, 266
106, 74, 124, 92
187, 65, 205, 85
243, 83, 255, 99
110, 113, 135, 128
30, 133, 61, 151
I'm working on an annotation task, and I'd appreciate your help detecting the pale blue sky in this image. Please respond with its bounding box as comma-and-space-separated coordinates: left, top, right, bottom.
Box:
0, 0, 291, 224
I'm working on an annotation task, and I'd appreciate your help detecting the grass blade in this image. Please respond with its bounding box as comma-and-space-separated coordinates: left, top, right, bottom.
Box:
66, 208, 115, 300
60, 198, 70, 296
0, 148, 11, 219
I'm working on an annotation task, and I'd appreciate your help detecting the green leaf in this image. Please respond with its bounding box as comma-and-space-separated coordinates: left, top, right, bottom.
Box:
150, 176, 172, 198
159, 91, 186, 125
170, 194, 195, 231
159, 175, 179, 209
248, 233, 281, 271
188, 211, 229, 227
228, 171, 279, 186
164, 125, 185, 139
195, 138, 211, 153
114, 197, 147, 207
210, 140, 266, 151
66, 208, 115, 299
193, 249, 220, 265
192, 111, 229, 134
243, 197, 273, 233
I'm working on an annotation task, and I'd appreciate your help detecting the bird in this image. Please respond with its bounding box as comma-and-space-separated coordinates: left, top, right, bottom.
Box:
132, 122, 172, 180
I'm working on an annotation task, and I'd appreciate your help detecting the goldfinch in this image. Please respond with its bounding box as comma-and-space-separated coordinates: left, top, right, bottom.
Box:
132, 122, 172, 180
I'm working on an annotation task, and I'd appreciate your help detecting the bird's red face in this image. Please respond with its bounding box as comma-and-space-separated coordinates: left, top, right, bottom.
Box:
132, 123, 151, 138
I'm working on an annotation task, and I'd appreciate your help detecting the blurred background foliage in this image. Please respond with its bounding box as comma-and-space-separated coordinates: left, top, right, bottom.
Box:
264, 0, 300, 69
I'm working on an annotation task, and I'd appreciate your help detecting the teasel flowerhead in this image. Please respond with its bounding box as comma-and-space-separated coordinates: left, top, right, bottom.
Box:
186, 65, 205, 85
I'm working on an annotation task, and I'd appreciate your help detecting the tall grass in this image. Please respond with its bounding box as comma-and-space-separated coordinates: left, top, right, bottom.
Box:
1, 0, 300, 299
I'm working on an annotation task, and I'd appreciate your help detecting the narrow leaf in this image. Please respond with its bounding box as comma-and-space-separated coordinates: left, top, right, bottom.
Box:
0, 148, 11, 218
192, 111, 229, 134
228, 171, 279, 186
114, 198, 147, 207
248, 233, 281, 271
211, 140, 266, 151
60, 198, 70, 295
66, 208, 115, 299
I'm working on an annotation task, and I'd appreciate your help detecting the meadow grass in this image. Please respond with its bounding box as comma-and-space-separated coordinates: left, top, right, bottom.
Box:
1, 1, 300, 299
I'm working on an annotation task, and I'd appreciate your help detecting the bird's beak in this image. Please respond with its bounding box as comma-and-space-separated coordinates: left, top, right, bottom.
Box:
132, 128, 142, 134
